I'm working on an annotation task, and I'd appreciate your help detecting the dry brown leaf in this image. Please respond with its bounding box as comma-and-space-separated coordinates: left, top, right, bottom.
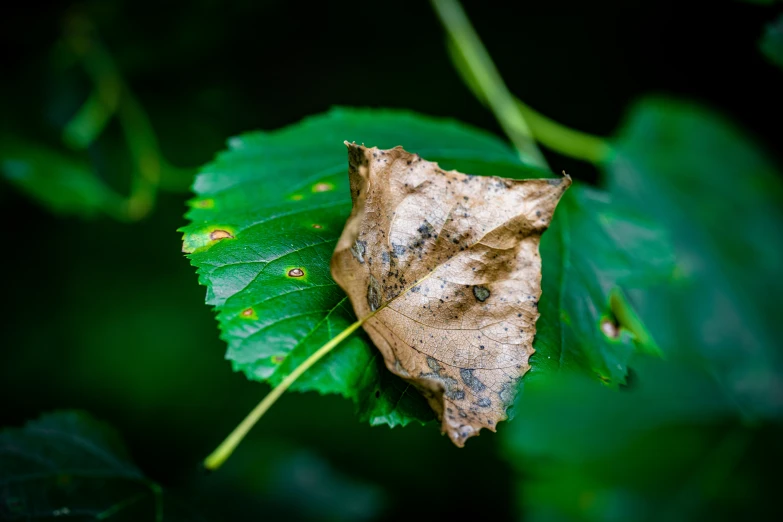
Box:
331, 143, 570, 446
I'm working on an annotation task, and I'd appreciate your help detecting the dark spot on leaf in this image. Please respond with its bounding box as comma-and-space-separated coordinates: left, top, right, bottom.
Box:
460, 369, 486, 393
446, 389, 466, 401
367, 275, 382, 311
477, 397, 491, 408
288, 268, 304, 277
498, 382, 516, 406
351, 240, 367, 263
417, 222, 434, 238
473, 286, 490, 302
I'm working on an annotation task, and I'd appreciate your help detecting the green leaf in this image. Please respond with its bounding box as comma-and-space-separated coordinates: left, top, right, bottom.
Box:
0, 410, 164, 520
503, 96, 783, 522
526, 186, 674, 393
1, 140, 123, 218
606, 96, 783, 420
194, 436, 387, 521
503, 361, 762, 522
761, 13, 783, 70
182, 108, 670, 429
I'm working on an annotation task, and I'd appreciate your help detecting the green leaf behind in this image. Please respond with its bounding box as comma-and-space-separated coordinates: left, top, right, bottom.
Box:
0, 411, 160, 520
761, 13, 783, 70
503, 95, 783, 522
526, 186, 674, 394
607, 97, 783, 420
503, 361, 763, 522
0, 140, 123, 218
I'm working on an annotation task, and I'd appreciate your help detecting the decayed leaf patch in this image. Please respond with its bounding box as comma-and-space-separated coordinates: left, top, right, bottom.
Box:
332, 143, 570, 445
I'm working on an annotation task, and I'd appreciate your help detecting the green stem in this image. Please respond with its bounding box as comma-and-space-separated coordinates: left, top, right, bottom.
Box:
62, 86, 120, 150
203, 316, 370, 471
431, 0, 549, 169
516, 100, 614, 163
444, 31, 613, 164
61, 15, 195, 221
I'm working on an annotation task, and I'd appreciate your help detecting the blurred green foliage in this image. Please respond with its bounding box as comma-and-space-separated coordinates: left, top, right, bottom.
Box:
1, 1, 782, 521
608, 97, 783, 420
0, 411, 168, 520
761, 13, 783, 69
1, 140, 124, 217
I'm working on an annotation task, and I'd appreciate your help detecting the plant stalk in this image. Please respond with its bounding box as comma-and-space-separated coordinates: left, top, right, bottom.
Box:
431, 0, 549, 169
203, 316, 370, 471
441, 5, 614, 164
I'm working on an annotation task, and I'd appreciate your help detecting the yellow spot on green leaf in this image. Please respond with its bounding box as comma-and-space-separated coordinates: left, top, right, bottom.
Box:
210, 229, 234, 241
312, 182, 334, 193
181, 225, 237, 254
192, 198, 215, 209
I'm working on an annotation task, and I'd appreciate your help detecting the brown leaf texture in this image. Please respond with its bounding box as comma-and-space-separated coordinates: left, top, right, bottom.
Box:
331, 143, 570, 446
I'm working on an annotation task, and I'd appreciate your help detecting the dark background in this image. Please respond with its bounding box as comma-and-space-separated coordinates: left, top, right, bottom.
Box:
1, 1, 781, 520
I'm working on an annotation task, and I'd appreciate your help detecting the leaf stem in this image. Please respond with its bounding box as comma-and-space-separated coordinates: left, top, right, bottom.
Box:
203, 315, 370, 471
441, 7, 614, 164
62, 86, 120, 150
61, 14, 195, 221
430, 0, 549, 169
515, 100, 614, 163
